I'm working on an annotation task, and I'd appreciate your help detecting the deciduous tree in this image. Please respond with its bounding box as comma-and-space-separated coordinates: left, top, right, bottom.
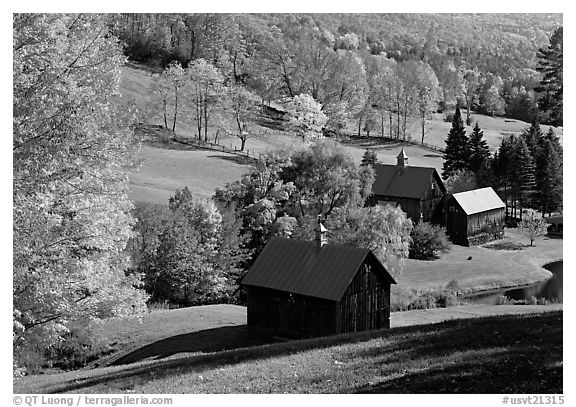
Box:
13, 14, 148, 368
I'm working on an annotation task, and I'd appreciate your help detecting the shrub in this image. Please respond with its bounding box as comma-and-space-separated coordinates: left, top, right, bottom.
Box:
409, 222, 452, 260
391, 286, 461, 311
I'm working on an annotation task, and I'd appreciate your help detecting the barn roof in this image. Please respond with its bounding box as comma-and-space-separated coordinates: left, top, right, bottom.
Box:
240, 237, 396, 301
451, 187, 505, 215
372, 164, 445, 199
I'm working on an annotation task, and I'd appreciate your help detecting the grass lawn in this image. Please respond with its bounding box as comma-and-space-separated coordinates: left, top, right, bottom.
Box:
129, 144, 251, 204
399, 228, 562, 293
14, 307, 562, 394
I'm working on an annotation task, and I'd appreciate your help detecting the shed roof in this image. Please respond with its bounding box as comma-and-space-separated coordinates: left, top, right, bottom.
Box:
241, 237, 396, 301
372, 164, 445, 199
451, 187, 505, 215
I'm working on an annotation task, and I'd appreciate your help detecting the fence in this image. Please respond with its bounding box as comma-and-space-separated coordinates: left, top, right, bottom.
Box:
342, 132, 445, 154
173, 134, 260, 162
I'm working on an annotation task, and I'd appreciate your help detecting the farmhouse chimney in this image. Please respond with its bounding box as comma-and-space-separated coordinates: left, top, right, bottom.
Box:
396, 148, 408, 168
315, 215, 327, 248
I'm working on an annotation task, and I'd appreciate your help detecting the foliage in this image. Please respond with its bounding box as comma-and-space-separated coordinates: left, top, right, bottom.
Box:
221, 83, 261, 151
409, 222, 452, 260
467, 122, 491, 173
360, 149, 377, 167
391, 286, 459, 311
158, 61, 187, 132
214, 142, 404, 272
285, 94, 328, 142
326, 204, 413, 279
535, 27, 563, 126
442, 107, 470, 179
518, 209, 549, 246
133, 188, 250, 306
534, 132, 562, 215
187, 58, 225, 141
13, 13, 148, 371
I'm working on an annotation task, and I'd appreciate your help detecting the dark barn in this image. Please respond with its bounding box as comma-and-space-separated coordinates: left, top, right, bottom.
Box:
240, 221, 396, 338
370, 149, 446, 223
445, 187, 506, 246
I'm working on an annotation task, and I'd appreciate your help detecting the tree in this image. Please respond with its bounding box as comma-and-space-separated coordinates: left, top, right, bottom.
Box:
468, 122, 491, 173
413, 61, 441, 144
158, 61, 187, 133
13, 14, 148, 368
518, 209, 549, 246
534, 138, 562, 216
135, 188, 248, 305
222, 83, 261, 151
285, 94, 328, 142
409, 222, 451, 260
461, 67, 482, 125
509, 137, 537, 210
522, 117, 544, 159
326, 204, 413, 279
187, 58, 224, 141
444, 170, 477, 194
442, 107, 470, 179
482, 85, 505, 116
361, 149, 378, 167
535, 27, 563, 126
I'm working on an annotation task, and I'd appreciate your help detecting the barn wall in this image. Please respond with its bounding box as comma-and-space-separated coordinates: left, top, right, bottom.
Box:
376, 196, 421, 221
247, 286, 336, 338
446, 198, 469, 245
445, 199, 505, 246
465, 208, 506, 245
336, 261, 391, 334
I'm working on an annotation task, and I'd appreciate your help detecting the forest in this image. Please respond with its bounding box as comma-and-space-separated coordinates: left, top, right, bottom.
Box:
13, 13, 562, 373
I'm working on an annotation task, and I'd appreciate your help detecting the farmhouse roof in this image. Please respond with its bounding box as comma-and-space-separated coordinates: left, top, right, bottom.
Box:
372, 163, 445, 199
451, 187, 505, 215
240, 237, 396, 301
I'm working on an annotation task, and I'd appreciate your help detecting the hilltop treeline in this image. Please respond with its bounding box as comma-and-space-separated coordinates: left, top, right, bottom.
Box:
108, 13, 562, 126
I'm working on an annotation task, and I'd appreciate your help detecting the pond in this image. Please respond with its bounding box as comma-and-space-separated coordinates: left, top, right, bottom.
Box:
464, 261, 563, 305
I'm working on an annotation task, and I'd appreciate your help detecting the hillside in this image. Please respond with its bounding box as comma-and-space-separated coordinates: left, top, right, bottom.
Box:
120, 64, 562, 204
14, 305, 562, 394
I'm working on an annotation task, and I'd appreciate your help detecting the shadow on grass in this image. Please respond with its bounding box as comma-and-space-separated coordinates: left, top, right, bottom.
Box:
350, 312, 562, 394
207, 154, 255, 166
110, 325, 276, 366
42, 312, 562, 394
484, 241, 527, 251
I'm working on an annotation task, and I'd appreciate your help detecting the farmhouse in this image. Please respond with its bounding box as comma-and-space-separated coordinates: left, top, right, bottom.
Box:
240, 218, 396, 338
445, 187, 506, 246
370, 149, 447, 223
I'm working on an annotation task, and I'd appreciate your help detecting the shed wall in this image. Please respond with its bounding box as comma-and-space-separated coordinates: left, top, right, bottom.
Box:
336, 262, 391, 333
246, 286, 337, 338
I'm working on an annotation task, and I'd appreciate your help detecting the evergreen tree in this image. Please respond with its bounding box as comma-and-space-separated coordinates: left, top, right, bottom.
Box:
442, 107, 470, 179
360, 149, 377, 167
510, 137, 536, 209
543, 127, 562, 158
535, 27, 563, 126
535, 138, 562, 215
521, 116, 543, 159
468, 122, 491, 173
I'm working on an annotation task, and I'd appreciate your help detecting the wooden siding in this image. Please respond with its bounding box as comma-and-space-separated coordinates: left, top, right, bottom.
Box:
336, 262, 390, 333
373, 172, 445, 223
446, 197, 505, 245
246, 259, 391, 338
247, 286, 337, 338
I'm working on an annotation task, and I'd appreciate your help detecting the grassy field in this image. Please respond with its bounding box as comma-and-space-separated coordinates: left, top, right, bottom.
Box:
14, 305, 562, 394
398, 228, 563, 293
129, 144, 251, 204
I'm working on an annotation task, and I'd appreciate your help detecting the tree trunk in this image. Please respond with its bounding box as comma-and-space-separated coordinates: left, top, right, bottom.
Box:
240, 137, 246, 151
172, 85, 178, 134
421, 115, 425, 144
